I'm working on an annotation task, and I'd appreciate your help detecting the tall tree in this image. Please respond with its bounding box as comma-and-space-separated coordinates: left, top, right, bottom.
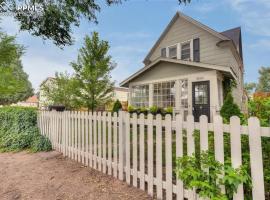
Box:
244, 82, 257, 96
41, 72, 78, 109
1, 0, 122, 47
0, 31, 33, 105
256, 67, 270, 92
71, 32, 115, 112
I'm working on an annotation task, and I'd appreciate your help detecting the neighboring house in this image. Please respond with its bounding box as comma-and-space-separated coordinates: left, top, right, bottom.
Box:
39, 77, 55, 110
120, 12, 245, 122
15, 95, 39, 108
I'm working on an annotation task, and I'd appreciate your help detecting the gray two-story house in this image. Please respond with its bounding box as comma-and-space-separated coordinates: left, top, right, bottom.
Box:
120, 12, 245, 122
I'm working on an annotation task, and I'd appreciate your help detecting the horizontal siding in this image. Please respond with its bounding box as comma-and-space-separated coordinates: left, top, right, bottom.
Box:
149, 17, 236, 68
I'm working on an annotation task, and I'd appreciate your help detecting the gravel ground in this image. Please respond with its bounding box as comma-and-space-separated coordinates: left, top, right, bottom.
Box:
0, 151, 151, 200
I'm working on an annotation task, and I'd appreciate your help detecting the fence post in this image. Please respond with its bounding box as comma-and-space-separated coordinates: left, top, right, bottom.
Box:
248, 117, 265, 200
230, 116, 244, 200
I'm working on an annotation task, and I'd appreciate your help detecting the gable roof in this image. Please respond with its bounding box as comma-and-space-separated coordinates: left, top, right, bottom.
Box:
120, 57, 237, 87
143, 11, 230, 64
220, 27, 243, 60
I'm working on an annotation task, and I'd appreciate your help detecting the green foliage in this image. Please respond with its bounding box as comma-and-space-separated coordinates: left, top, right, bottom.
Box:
176, 151, 252, 200
223, 77, 237, 99
3, 0, 123, 47
128, 105, 136, 113
220, 93, 243, 123
0, 31, 33, 105
248, 97, 270, 126
71, 32, 115, 111
112, 99, 122, 113
149, 105, 158, 114
164, 107, 173, 115
31, 134, 52, 153
0, 107, 52, 152
42, 72, 78, 109
244, 82, 257, 96
256, 67, 270, 92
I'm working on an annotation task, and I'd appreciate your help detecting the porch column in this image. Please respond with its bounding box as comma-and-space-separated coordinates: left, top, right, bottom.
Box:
149, 83, 153, 107
175, 80, 181, 113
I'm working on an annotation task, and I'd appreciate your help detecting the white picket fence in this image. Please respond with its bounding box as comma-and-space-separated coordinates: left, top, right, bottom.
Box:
38, 111, 270, 200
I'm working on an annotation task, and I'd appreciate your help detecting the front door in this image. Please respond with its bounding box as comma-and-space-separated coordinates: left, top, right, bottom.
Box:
192, 81, 210, 122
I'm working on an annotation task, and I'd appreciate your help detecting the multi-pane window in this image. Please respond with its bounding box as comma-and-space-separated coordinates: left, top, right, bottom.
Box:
181, 42, 191, 60
194, 84, 209, 105
180, 80, 188, 108
153, 81, 175, 108
168, 45, 177, 59
131, 85, 149, 107
161, 48, 166, 57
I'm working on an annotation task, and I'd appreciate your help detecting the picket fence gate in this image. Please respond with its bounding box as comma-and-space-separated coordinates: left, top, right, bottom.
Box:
38, 111, 270, 200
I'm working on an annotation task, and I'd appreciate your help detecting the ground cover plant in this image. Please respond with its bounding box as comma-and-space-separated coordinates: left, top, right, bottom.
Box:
0, 106, 51, 152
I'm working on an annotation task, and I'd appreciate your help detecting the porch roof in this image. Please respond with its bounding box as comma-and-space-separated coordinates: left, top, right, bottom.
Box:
120, 57, 237, 87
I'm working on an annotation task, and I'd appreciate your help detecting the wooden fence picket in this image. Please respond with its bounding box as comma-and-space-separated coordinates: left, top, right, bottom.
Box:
108, 112, 112, 175
118, 111, 124, 181
125, 112, 131, 184
213, 115, 225, 193
85, 112, 89, 166
248, 117, 265, 200
132, 113, 138, 187
97, 112, 101, 171
102, 112, 107, 173
230, 116, 244, 200
89, 112, 93, 168
93, 112, 97, 169
175, 114, 184, 200
165, 114, 173, 200
147, 114, 153, 196
139, 113, 145, 190
113, 112, 118, 178
156, 114, 163, 199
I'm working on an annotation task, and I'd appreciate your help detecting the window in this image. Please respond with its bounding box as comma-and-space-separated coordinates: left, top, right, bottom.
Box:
181, 41, 191, 60
168, 45, 177, 59
161, 48, 166, 57
181, 80, 188, 108
153, 81, 175, 108
194, 84, 208, 105
131, 85, 149, 107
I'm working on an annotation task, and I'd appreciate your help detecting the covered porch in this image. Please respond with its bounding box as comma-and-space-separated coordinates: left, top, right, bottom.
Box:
120, 58, 236, 122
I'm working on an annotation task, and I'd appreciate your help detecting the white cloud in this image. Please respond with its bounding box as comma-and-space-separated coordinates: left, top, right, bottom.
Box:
225, 0, 270, 37
248, 39, 270, 49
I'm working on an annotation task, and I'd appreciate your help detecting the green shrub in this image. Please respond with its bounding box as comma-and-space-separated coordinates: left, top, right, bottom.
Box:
176, 151, 251, 200
128, 105, 136, 113
31, 134, 52, 152
112, 99, 122, 113
149, 105, 158, 114
220, 92, 243, 123
138, 107, 148, 115
0, 106, 52, 152
164, 107, 173, 115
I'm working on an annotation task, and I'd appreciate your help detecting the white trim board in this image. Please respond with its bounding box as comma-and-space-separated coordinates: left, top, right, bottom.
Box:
120, 57, 236, 87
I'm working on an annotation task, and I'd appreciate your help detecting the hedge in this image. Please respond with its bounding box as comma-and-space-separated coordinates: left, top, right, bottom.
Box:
0, 106, 52, 152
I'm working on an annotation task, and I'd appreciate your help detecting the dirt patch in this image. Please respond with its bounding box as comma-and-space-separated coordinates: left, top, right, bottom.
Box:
0, 151, 151, 200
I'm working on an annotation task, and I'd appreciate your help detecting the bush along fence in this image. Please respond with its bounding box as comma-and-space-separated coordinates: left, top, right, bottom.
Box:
38, 111, 270, 200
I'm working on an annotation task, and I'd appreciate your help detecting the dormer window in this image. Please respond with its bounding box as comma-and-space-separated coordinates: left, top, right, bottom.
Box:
181, 41, 191, 60
161, 48, 166, 57
168, 45, 177, 59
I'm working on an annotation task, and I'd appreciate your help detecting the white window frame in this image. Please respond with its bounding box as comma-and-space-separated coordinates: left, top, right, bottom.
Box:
180, 39, 193, 61
167, 44, 178, 59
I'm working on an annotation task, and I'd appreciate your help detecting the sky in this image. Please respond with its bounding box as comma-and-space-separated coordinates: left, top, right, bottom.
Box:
1, 0, 270, 91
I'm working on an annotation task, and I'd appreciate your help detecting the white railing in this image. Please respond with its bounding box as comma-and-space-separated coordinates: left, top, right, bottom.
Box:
38, 111, 270, 200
